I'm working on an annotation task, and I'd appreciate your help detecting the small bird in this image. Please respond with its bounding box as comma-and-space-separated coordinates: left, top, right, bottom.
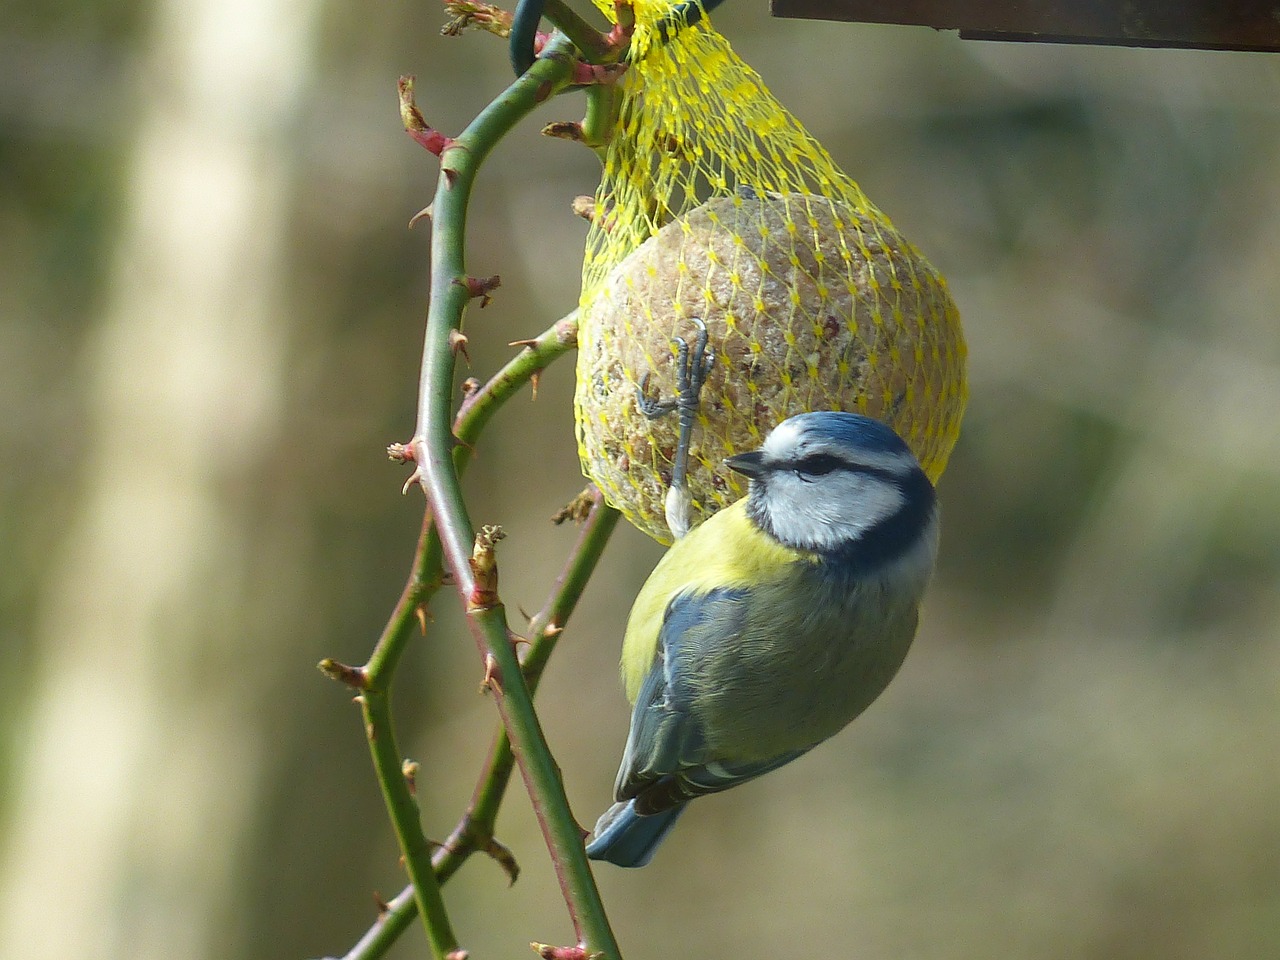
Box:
586, 411, 939, 867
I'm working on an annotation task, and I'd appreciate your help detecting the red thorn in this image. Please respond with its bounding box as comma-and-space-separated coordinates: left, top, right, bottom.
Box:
454, 274, 501, 307
571, 61, 628, 86
398, 76, 454, 156
317, 658, 369, 689
530, 944, 596, 960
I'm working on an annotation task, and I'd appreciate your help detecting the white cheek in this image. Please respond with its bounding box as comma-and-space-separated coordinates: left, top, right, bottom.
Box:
766, 473, 905, 550
837, 474, 905, 533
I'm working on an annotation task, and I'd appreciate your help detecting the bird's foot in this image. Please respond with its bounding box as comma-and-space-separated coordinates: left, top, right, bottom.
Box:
635, 317, 715, 539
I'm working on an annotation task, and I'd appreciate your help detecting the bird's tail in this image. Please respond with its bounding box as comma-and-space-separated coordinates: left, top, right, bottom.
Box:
585, 800, 685, 868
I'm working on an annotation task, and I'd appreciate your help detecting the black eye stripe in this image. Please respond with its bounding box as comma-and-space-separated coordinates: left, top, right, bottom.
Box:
794, 453, 843, 476
782, 455, 912, 491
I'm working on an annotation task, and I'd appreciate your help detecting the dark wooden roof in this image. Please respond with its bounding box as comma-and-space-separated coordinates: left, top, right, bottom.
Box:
769, 0, 1280, 52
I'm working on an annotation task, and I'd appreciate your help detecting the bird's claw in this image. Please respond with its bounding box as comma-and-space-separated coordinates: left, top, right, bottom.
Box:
635, 318, 715, 539
637, 372, 678, 420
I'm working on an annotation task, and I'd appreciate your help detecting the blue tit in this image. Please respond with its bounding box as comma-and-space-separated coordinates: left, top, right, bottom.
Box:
585, 411, 939, 868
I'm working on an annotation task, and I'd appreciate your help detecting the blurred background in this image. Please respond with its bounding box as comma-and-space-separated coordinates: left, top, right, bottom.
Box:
2, 1, 1278, 958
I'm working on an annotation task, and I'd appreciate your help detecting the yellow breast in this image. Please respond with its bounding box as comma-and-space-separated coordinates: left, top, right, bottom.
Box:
619, 500, 813, 701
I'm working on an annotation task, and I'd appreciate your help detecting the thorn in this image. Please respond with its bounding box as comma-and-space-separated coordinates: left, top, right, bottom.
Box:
509, 336, 540, 349
461, 377, 481, 396
482, 836, 520, 886
416, 606, 430, 633
510, 631, 531, 650
352, 694, 365, 705
442, 165, 461, 188
517, 603, 532, 622
387, 442, 415, 463
480, 653, 501, 693
542, 120, 585, 142
529, 370, 541, 400
530, 944, 598, 960
453, 274, 501, 307
543, 621, 564, 639
373, 891, 391, 917
402, 759, 420, 795
408, 203, 434, 228
398, 77, 454, 156
450, 329, 471, 364
446, 951, 470, 960
401, 466, 424, 496
570, 60, 628, 86
317, 658, 369, 689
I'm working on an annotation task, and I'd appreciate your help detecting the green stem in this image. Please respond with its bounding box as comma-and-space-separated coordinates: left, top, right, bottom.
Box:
341, 313, 580, 960
578, 83, 622, 157
359, 691, 461, 960
412, 33, 620, 959
365, 513, 445, 683
341, 493, 620, 960
354, 513, 455, 960
332, 165, 583, 960
454, 310, 578, 458
542, 0, 617, 63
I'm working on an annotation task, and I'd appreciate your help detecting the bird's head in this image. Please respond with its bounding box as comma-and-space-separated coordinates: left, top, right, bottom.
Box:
726, 412, 937, 566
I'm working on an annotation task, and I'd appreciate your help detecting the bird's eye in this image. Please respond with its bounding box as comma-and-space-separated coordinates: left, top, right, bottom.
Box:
796, 454, 842, 477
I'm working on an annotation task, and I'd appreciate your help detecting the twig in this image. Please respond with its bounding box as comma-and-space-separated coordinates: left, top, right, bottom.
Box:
454, 310, 578, 451
329, 310, 581, 960
408, 33, 620, 957
339, 491, 620, 960
321, 508, 458, 960
544, 0, 619, 64
358, 691, 462, 960
324, 160, 583, 960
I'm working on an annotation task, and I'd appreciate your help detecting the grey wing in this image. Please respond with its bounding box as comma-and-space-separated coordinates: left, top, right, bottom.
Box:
614, 588, 805, 814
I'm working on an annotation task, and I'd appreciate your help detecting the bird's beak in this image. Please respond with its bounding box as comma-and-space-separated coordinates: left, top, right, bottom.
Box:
725, 450, 766, 479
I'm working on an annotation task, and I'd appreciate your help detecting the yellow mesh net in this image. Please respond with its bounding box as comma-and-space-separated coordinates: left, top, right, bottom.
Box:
575, 0, 967, 543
